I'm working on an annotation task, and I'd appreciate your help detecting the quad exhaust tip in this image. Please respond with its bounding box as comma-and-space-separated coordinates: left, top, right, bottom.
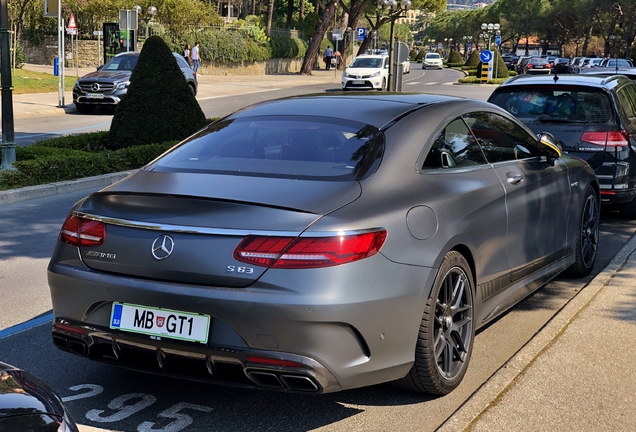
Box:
247, 371, 319, 392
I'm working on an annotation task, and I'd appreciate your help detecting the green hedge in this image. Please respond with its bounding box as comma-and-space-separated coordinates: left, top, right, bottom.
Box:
0, 132, 175, 190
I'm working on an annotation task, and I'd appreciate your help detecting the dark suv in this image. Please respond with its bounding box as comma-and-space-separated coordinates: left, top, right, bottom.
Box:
72, 52, 197, 113
488, 74, 636, 216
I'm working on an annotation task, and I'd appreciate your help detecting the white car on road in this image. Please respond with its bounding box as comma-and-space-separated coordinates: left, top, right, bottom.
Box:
341, 55, 389, 91
423, 53, 443, 69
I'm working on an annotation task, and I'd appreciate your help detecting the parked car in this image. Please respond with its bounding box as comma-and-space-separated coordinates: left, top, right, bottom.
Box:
489, 73, 636, 215
48, 93, 598, 397
553, 57, 571, 74
515, 56, 532, 74
0, 361, 79, 431
341, 54, 389, 90
522, 57, 552, 74
581, 66, 636, 82
502, 54, 520, 71
73, 51, 198, 114
599, 58, 634, 68
423, 52, 443, 69
579, 57, 603, 70
569, 57, 584, 73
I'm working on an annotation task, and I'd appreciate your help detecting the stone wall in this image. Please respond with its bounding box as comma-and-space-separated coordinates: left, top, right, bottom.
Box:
21, 37, 304, 75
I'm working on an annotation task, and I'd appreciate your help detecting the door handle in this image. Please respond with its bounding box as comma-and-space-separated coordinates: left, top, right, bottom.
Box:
506, 172, 523, 185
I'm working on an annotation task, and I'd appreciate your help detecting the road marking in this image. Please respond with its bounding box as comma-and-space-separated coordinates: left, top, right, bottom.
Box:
0, 312, 53, 339
405, 82, 421, 85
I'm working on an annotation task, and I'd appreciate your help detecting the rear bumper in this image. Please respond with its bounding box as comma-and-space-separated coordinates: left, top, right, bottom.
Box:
48, 253, 434, 393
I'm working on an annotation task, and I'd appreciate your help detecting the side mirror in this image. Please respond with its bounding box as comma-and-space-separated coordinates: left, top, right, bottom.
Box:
536, 132, 562, 158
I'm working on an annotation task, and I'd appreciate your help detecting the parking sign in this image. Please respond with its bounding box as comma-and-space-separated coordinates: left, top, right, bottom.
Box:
357, 27, 366, 41
495, 35, 501, 46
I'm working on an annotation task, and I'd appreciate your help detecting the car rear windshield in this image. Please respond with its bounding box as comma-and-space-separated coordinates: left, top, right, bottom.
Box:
489, 86, 616, 125
151, 116, 385, 181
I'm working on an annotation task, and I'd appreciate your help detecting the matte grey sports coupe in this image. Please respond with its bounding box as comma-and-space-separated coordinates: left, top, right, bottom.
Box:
48, 94, 599, 395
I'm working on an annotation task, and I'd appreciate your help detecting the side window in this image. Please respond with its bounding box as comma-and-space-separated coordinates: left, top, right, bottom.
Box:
422, 118, 487, 170
463, 112, 543, 163
616, 85, 636, 121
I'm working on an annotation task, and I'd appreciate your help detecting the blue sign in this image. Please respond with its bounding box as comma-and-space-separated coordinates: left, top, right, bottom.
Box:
467, 42, 473, 51
480, 50, 493, 63
495, 35, 501, 46
357, 27, 366, 41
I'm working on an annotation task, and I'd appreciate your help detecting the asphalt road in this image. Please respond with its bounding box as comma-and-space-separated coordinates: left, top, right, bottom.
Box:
3, 67, 634, 431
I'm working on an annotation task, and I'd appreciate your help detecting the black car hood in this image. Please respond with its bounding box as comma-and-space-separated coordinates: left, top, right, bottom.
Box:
78, 70, 131, 83
0, 363, 64, 420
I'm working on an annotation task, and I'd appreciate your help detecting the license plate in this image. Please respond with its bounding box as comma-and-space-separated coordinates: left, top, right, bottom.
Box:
353, 80, 364, 84
86, 93, 104, 99
110, 303, 210, 343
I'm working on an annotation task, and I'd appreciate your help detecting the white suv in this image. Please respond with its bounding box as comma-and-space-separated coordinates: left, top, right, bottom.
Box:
341, 55, 389, 91
423, 53, 443, 69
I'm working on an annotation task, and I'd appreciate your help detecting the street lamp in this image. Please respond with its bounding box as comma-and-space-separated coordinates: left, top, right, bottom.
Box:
377, 0, 411, 91
463, 35, 472, 57
481, 22, 500, 50
135, 5, 157, 39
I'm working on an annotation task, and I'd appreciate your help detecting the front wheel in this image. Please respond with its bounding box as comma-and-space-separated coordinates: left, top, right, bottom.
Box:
565, 185, 599, 277
378, 78, 387, 91
393, 251, 474, 395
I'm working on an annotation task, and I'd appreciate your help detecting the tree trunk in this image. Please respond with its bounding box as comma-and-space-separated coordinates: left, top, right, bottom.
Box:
266, 0, 275, 36
287, 0, 294, 26
300, 0, 305, 20
300, 0, 338, 74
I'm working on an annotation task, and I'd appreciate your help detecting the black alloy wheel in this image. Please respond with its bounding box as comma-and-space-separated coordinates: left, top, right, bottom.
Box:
393, 251, 474, 395
566, 186, 599, 277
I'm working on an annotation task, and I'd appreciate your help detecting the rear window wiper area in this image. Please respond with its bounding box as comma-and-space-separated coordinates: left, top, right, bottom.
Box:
534, 115, 588, 124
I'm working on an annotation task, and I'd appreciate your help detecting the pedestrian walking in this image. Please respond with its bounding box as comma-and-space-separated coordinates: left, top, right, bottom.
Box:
324, 46, 334, 71
334, 50, 343, 69
183, 44, 191, 67
192, 42, 201, 76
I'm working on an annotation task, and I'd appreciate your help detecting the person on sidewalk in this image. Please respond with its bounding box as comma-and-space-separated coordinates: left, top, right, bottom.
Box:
192, 42, 201, 76
334, 50, 343, 70
183, 44, 191, 67
324, 46, 334, 71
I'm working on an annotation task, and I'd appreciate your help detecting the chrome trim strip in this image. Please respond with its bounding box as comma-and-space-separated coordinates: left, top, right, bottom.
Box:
74, 211, 383, 238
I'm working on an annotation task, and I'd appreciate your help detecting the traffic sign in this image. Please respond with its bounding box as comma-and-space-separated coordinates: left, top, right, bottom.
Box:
68, 13, 77, 29
332, 29, 343, 41
495, 35, 501, 46
479, 50, 493, 63
356, 27, 366, 41
66, 28, 77, 35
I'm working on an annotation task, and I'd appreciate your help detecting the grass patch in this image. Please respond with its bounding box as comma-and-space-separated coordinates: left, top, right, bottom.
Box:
458, 76, 510, 85
11, 69, 77, 94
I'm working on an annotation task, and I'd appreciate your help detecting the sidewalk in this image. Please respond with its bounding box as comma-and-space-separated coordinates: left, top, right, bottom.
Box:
5, 63, 341, 119
440, 233, 636, 432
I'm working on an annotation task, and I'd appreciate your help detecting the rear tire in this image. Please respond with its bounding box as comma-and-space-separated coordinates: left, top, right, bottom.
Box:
564, 185, 599, 277
393, 251, 474, 395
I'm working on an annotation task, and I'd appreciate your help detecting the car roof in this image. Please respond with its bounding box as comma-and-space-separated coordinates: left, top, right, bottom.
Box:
228, 93, 481, 129
494, 73, 631, 90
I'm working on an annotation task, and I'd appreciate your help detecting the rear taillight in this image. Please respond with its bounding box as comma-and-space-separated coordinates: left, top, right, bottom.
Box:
234, 230, 387, 269
526, 64, 533, 69
581, 131, 629, 146
59, 214, 106, 247
546, 63, 551, 68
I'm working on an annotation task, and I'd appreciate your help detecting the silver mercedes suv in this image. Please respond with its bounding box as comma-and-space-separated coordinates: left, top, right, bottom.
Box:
72, 52, 197, 113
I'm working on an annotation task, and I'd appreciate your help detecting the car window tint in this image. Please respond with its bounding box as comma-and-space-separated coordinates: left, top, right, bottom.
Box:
152, 116, 385, 181
462, 112, 544, 163
422, 118, 487, 170
616, 84, 636, 120
489, 87, 615, 125
104, 56, 138, 71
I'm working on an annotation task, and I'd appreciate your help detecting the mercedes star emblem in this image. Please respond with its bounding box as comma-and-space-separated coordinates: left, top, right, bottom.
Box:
151, 235, 175, 260
91, 83, 101, 92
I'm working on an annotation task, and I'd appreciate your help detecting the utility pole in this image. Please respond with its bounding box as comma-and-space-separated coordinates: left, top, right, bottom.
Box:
0, 0, 16, 170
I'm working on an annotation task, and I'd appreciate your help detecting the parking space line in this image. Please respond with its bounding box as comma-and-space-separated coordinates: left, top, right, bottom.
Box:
0, 312, 53, 339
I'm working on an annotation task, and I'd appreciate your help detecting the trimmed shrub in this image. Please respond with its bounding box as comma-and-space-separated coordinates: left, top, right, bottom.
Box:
448, 50, 463, 64
409, 49, 417, 61
465, 49, 481, 67
415, 50, 425, 62
109, 36, 207, 150
476, 51, 510, 79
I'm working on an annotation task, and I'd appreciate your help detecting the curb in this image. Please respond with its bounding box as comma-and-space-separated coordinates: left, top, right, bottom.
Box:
438, 233, 636, 432
0, 171, 134, 206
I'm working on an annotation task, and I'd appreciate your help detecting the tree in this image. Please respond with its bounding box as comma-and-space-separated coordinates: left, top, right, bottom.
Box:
109, 36, 207, 150
300, 0, 338, 74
